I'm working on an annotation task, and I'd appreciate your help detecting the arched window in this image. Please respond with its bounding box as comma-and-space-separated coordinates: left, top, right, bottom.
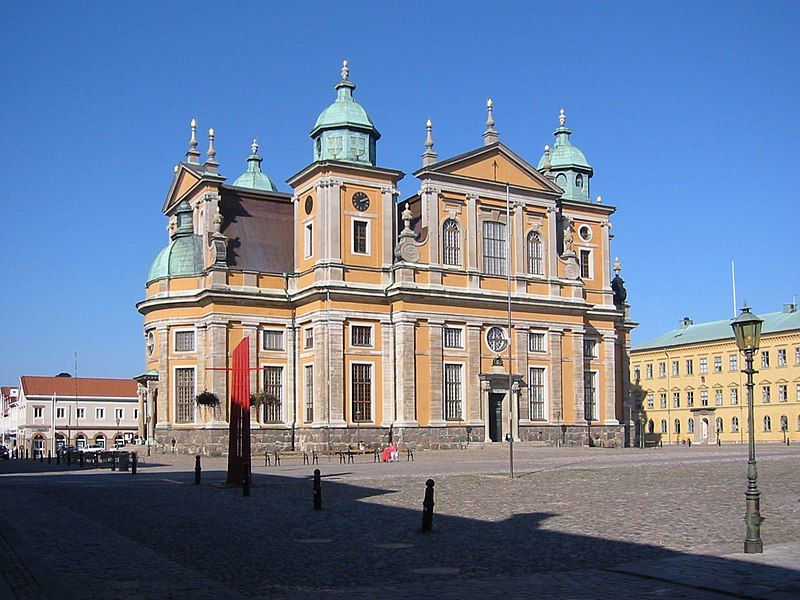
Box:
763, 415, 771, 432
575, 174, 584, 189
647, 419, 654, 434
95, 434, 106, 449
780, 415, 788, 431
731, 417, 739, 433
660, 419, 667, 434
687, 418, 695, 433
674, 419, 681, 434
526, 231, 543, 275
76, 434, 87, 449
442, 219, 461, 266
114, 434, 125, 448
715, 417, 723, 433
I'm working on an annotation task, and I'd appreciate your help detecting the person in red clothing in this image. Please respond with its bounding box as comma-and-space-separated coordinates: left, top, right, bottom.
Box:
381, 446, 391, 462
388, 441, 398, 462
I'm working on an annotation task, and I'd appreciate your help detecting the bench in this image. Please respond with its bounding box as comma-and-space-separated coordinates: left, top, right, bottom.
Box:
263, 450, 312, 466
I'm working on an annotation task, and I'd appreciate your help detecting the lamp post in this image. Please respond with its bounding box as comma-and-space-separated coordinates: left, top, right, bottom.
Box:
638, 410, 646, 449
731, 304, 764, 554
145, 416, 151, 456
116, 417, 120, 448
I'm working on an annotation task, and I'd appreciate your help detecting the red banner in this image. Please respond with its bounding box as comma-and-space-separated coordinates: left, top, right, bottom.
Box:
231, 337, 251, 409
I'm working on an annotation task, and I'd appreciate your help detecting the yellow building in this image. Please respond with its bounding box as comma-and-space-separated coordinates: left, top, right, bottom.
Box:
135, 62, 636, 452
631, 304, 800, 445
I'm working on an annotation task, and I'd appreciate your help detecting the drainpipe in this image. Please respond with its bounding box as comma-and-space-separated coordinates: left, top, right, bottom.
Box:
284, 273, 297, 451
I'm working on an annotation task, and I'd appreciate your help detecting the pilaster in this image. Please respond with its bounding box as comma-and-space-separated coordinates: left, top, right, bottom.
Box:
466, 194, 479, 289
156, 327, 169, 427
394, 317, 418, 426
208, 322, 228, 422
328, 318, 347, 426
381, 186, 396, 268
380, 322, 395, 426
428, 320, 445, 426
549, 330, 564, 423
515, 328, 529, 421
466, 324, 483, 424
603, 334, 619, 424
312, 321, 329, 426
242, 323, 259, 427
572, 330, 585, 422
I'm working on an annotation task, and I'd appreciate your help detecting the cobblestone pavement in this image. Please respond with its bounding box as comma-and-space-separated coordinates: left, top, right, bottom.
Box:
0, 444, 798, 598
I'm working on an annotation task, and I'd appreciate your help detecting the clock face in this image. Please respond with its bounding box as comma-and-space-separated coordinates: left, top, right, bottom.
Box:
304, 196, 313, 215
486, 326, 508, 353
352, 192, 370, 212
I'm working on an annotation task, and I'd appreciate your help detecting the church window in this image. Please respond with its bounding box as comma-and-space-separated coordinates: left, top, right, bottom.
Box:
715, 389, 723, 406
732, 417, 739, 433
779, 384, 787, 402
146, 331, 155, 357
528, 331, 546, 353
583, 371, 597, 421
729, 354, 738, 371
763, 415, 771, 432
555, 173, 567, 188
730, 388, 739, 405
442, 219, 461, 266
304, 327, 314, 349
579, 249, 592, 279
671, 392, 678, 408
761, 351, 770, 368
351, 363, 372, 422
263, 330, 284, 351
175, 330, 195, 352
482, 221, 506, 275
526, 231, 543, 275
578, 225, 592, 242
175, 367, 195, 424
351, 325, 372, 347
714, 356, 722, 372
777, 348, 786, 366
575, 174, 584, 189
660, 419, 668, 434
674, 419, 681, 434
686, 359, 694, 375
444, 364, 463, 421
687, 418, 695, 434
262, 366, 283, 423
529, 367, 546, 421
444, 327, 463, 349
762, 385, 771, 403
304, 223, 313, 258
686, 391, 694, 406
353, 220, 369, 254
304, 365, 313, 423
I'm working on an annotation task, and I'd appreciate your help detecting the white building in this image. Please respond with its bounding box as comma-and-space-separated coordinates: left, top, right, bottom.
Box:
15, 376, 138, 454
1, 386, 19, 446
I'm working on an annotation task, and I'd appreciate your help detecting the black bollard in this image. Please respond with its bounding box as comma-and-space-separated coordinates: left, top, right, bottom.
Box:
421, 479, 435, 533
47, 451, 51, 464
194, 455, 201, 485
26, 449, 29, 459
131, 452, 138, 475
111, 453, 116, 471
243, 461, 251, 497
313, 469, 322, 510
56, 451, 60, 465
40, 451, 44, 463
94, 453, 99, 468
717, 438, 721, 446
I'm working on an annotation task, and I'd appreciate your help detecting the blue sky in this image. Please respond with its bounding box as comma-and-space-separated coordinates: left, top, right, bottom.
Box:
1, 1, 798, 383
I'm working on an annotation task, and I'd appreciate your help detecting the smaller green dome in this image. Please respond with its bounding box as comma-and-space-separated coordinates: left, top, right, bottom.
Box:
311, 87, 377, 136
231, 139, 277, 192
147, 201, 205, 283
537, 125, 592, 172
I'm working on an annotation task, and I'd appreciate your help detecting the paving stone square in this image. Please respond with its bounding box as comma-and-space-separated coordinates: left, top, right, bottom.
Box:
1, 444, 799, 598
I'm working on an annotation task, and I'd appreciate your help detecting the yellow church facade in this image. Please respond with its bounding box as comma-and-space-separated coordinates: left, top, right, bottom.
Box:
135, 62, 636, 452
630, 305, 800, 446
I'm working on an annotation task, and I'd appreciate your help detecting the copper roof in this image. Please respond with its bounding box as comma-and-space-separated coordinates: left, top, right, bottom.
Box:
20, 376, 138, 398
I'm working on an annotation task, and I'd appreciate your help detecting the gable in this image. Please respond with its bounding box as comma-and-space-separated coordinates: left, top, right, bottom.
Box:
161, 166, 202, 214
430, 145, 562, 194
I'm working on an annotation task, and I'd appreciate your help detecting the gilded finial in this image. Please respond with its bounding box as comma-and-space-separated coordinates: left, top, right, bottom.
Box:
341, 59, 349, 81
559, 108, 566, 126
251, 138, 259, 155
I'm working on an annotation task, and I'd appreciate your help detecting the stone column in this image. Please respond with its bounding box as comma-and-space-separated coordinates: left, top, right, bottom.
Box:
425, 185, 440, 265
515, 328, 529, 421
572, 330, 585, 422
481, 379, 491, 442
380, 321, 395, 427
428, 320, 445, 426
285, 325, 297, 429
547, 206, 559, 294
312, 320, 329, 427
328, 318, 347, 426
513, 203, 524, 276
136, 387, 146, 439
208, 322, 228, 422
195, 325, 207, 395
381, 186, 396, 269
549, 330, 563, 423
603, 334, 619, 425
466, 324, 483, 424
146, 381, 157, 440
156, 326, 169, 428
328, 179, 342, 265
466, 194, 479, 289
394, 317, 418, 426
601, 221, 612, 291
315, 180, 329, 263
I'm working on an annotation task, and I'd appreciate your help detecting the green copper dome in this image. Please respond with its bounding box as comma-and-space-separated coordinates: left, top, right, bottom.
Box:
310, 61, 380, 166
147, 201, 205, 283
538, 109, 593, 202
231, 140, 277, 192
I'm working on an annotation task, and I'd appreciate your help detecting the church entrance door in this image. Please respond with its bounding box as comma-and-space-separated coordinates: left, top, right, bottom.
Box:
489, 393, 504, 442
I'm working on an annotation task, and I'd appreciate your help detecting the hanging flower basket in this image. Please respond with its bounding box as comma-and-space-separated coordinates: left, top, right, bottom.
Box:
249, 389, 272, 407
195, 391, 221, 407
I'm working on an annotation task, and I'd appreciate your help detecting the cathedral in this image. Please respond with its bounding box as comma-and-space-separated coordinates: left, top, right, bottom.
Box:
135, 61, 636, 453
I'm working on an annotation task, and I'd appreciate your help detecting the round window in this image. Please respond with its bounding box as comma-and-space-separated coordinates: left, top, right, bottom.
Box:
146, 331, 155, 357
304, 195, 313, 215
486, 326, 508, 353
579, 225, 592, 242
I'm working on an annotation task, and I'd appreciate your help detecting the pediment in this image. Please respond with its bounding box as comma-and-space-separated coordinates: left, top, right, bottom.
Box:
421, 143, 563, 194
161, 164, 203, 214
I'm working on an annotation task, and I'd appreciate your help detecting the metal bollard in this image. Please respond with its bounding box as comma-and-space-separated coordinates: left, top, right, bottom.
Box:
111, 454, 116, 471
243, 461, 251, 497
313, 469, 322, 510
717, 438, 721, 446
26, 449, 29, 459
131, 452, 138, 475
94, 453, 99, 468
47, 451, 51, 464
265, 451, 269, 467
79, 452, 84, 467
56, 451, 60, 465
421, 479, 435, 533
40, 451, 44, 463
195, 455, 201, 485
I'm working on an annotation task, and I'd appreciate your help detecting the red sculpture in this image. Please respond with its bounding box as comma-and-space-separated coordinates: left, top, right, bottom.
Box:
226, 337, 251, 484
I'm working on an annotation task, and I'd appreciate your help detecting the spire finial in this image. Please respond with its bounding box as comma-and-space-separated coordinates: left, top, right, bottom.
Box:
421, 118, 438, 166
204, 127, 219, 173
186, 118, 201, 164
483, 98, 498, 145
544, 144, 550, 155
559, 108, 566, 126
614, 256, 622, 276
251, 138, 259, 155
341, 59, 349, 81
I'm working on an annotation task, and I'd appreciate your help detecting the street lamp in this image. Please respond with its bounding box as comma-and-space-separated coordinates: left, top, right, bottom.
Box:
731, 304, 764, 554
638, 410, 646, 449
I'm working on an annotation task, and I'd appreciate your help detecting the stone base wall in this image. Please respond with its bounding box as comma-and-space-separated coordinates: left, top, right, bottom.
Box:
155, 425, 487, 456
519, 424, 624, 447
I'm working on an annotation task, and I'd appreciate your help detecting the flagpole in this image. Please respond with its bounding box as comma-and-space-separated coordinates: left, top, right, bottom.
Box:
506, 183, 514, 479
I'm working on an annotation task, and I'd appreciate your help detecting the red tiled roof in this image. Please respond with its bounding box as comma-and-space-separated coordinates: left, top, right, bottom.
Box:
20, 376, 138, 398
